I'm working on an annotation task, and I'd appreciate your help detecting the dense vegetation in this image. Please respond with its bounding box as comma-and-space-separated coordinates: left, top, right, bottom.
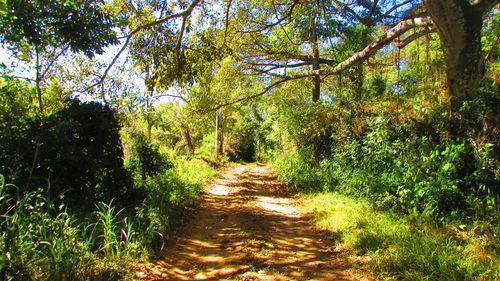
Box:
0, 0, 498, 280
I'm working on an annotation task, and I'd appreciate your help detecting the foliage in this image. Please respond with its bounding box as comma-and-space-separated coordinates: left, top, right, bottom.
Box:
0, 0, 118, 57
270, 74, 499, 220
126, 131, 173, 182
135, 158, 214, 243
0, 98, 134, 212
0, 174, 151, 280
300, 192, 499, 281
0, 155, 215, 279
0, 0, 498, 279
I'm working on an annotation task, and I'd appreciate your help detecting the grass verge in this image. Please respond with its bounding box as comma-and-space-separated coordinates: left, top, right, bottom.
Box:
297, 192, 499, 281
0, 158, 215, 280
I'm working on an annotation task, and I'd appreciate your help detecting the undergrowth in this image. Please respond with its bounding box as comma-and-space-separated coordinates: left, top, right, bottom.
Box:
0, 157, 214, 280
298, 192, 499, 280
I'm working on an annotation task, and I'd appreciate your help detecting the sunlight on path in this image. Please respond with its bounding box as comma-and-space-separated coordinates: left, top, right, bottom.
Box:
136, 164, 365, 281
255, 196, 299, 217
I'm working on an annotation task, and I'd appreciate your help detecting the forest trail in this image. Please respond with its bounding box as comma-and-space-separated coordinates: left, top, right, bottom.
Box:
136, 163, 366, 281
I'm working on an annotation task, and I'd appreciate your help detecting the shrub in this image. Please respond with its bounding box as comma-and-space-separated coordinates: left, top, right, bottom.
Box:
0, 99, 134, 212
125, 131, 173, 182
0, 175, 89, 280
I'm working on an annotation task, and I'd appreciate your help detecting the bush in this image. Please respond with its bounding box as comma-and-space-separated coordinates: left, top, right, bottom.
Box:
0, 99, 134, 212
125, 131, 173, 182
135, 158, 214, 245
0, 175, 89, 280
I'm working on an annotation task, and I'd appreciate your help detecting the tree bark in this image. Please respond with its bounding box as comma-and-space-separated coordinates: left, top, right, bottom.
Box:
181, 124, 195, 156
311, 23, 321, 102
217, 128, 224, 157
423, 0, 498, 113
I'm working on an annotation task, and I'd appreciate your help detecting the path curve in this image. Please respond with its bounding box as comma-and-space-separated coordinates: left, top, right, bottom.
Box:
137, 164, 364, 280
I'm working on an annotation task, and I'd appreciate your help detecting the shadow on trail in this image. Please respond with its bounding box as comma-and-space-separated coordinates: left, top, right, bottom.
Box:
140, 164, 357, 281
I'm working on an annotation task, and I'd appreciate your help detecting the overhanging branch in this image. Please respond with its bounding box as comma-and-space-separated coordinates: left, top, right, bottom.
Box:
211, 17, 433, 111
87, 0, 202, 91
318, 17, 433, 76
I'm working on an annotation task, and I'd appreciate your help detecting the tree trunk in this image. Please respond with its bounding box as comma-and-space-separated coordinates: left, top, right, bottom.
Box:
423, 0, 490, 113
311, 11, 321, 102
217, 127, 224, 157
311, 28, 321, 102
35, 45, 44, 115
215, 112, 224, 158
146, 121, 153, 142
181, 124, 195, 156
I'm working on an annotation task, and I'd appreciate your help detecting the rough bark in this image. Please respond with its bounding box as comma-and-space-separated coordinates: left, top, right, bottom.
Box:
423, 0, 487, 113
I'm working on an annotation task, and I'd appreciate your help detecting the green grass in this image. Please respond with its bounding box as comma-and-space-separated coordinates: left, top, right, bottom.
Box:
0, 157, 216, 280
298, 192, 499, 280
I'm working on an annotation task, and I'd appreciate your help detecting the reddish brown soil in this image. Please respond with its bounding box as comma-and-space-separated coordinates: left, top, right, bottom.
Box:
135, 164, 367, 280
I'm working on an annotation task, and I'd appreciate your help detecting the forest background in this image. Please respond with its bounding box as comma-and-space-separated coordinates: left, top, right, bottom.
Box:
0, 0, 498, 280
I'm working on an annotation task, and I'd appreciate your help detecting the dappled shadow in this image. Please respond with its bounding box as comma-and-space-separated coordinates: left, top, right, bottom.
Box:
137, 164, 359, 280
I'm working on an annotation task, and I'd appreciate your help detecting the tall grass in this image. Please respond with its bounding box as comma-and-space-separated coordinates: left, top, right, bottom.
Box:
137, 158, 214, 237
299, 192, 499, 280
0, 175, 88, 280
0, 156, 215, 280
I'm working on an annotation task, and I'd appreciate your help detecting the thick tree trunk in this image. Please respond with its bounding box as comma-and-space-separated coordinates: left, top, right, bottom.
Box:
423, 0, 492, 113
181, 124, 195, 156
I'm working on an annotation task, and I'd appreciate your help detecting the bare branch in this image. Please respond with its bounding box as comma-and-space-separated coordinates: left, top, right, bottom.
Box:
332, 0, 414, 26
237, 0, 300, 34
212, 75, 308, 111
87, 0, 202, 91
223, 0, 233, 45
155, 93, 187, 101
397, 27, 436, 48
370, 0, 414, 25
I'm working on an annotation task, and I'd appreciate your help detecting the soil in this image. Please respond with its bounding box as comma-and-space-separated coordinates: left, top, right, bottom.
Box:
135, 163, 368, 280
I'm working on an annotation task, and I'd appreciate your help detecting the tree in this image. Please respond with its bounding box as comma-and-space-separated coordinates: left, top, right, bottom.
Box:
230, 0, 424, 101
0, 0, 118, 114
423, 0, 499, 117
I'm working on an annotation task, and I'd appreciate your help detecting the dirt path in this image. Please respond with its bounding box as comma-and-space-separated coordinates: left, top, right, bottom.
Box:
137, 164, 364, 280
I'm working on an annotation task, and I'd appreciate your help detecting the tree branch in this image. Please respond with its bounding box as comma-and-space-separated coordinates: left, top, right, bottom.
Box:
87, 0, 202, 91
211, 17, 433, 111
318, 17, 433, 76
212, 75, 308, 111
40, 44, 70, 81
237, 0, 299, 34
397, 27, 436, 48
